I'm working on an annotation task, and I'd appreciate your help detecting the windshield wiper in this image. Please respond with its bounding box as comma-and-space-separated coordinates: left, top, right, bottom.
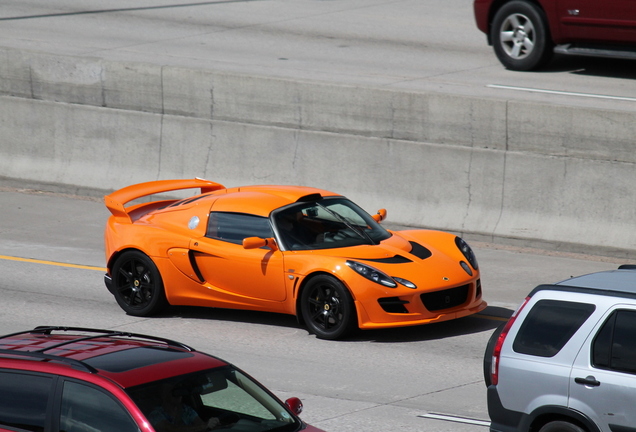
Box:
315, 203, 376, 245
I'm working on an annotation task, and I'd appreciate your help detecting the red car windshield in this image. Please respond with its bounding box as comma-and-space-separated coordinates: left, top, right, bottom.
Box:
126, 366, 301, 432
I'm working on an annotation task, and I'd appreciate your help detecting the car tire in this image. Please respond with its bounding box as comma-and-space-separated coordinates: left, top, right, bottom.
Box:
111, 250, 168, 316
300, 275, 356, 340
538, 420, 585, 432
491, 1, 553, 71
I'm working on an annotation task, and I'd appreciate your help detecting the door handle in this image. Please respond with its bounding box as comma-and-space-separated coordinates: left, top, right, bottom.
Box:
575, 376, 600, 387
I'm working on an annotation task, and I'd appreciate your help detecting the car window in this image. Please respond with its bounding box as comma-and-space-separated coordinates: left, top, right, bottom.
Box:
0, 371, 52, 432
273, 197, 391, 251
127, 367, 298, 432
593, 310, 636, 374
206, 212, 273, 244
513, 299, 595, 357
60, 381, 139, 432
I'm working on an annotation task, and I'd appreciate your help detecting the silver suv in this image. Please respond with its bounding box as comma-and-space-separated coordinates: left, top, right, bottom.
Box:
484, 265, 636, 432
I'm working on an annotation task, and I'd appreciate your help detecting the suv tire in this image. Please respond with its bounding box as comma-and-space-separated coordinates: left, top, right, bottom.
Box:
491, 1, 553, 70
539, 421, 584, 432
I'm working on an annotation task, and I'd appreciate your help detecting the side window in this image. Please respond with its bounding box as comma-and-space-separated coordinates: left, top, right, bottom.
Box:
0, 371, 52, 432
593, 310, 636, 374
513, 299, 595, 357
60, 381, 139, 432
206, 212, 273, 244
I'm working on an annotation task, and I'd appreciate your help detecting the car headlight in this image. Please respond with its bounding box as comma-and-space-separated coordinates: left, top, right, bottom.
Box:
392, 277, 417, 289
346, 261, 397, 288
455, 237, 478, 270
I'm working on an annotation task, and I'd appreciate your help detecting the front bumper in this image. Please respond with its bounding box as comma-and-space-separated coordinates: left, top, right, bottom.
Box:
355, 278, 487, 329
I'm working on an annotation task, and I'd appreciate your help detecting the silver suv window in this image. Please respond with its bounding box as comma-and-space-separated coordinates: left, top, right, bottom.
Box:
512, 299, 595, 357
593, 309, 636, 374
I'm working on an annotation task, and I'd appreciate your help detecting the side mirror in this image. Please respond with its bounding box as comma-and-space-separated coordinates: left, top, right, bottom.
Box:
242, 237, 278, 251
285, 397, 303, 415
372, 209, 387, 223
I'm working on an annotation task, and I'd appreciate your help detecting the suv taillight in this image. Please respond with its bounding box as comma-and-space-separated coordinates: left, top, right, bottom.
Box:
491, 296, 530, 386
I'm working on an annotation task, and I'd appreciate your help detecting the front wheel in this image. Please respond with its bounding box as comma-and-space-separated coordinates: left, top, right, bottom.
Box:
300, 275, 356, 340
491, 1, 553, 71
111, 250, 168, 316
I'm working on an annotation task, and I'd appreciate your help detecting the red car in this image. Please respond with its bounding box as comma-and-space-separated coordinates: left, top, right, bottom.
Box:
0, 326, 324, 432
474, 0, 636, 70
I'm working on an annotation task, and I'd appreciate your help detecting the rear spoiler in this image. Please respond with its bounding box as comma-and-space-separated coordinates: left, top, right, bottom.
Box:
104, 178, 225, 222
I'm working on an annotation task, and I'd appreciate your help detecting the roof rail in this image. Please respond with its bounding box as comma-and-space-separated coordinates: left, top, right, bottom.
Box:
0, 348, 98, 373
618, 264, 636, 270
0, 326, 195, 373
30, 326, 195, 351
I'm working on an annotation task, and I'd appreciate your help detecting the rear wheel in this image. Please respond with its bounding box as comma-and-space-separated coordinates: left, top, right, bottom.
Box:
300, 275, 356, 340
111, 250, 168, 316
538, 421, 585, 432
491, 1, 553, 71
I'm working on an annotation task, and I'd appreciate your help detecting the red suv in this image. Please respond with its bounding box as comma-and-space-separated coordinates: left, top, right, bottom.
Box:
474, 0, 636, 70
0, 326, 324, 432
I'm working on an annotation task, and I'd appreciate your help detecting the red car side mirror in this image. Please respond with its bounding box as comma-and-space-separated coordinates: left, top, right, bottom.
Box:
285, 397, 303, 415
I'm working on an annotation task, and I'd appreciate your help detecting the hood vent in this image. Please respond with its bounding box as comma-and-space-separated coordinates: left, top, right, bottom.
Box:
409, 241, 432, 260
363, 255, 412, 264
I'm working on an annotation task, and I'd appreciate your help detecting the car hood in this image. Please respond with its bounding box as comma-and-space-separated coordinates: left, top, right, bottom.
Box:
286, 230, 474, 284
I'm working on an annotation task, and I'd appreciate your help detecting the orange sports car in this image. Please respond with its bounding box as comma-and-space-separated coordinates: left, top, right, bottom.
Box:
104, 178, 486, 339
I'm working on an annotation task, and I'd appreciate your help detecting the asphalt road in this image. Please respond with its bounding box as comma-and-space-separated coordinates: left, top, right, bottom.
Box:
1, 1, 635, 430
0, 187, 630, 432
1, 0, 636, 113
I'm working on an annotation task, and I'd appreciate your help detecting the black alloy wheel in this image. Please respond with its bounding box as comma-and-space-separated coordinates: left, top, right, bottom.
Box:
301, 275, 356, 340
111, 250, 168, 316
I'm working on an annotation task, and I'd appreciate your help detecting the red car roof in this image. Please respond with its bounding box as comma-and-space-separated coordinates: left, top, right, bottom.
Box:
0, 327, 227, 388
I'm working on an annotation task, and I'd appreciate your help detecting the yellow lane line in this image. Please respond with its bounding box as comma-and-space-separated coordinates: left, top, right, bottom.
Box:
0, 255, 106, 272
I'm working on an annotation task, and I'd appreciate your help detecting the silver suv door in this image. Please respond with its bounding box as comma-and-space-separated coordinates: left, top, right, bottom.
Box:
570, 306, 636, 432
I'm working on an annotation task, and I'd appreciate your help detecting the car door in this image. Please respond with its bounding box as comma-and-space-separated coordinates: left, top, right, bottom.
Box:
557, 0, 636, 43
190, 211, 287, 302
569, 307, 636, 432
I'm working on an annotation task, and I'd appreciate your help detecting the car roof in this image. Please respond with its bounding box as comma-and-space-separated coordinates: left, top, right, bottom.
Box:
530, 268, 636, 298
206, 185, 341, 217
0, 327, 227, 388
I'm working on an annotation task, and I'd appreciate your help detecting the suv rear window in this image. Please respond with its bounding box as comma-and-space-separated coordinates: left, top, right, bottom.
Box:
513, 299, 595, 357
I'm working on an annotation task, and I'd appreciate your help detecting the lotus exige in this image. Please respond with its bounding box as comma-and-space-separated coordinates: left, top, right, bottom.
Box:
104, 178, 486, 339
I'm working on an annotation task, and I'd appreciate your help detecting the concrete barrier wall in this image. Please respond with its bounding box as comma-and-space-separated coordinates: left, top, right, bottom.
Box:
1, 47, 635, 257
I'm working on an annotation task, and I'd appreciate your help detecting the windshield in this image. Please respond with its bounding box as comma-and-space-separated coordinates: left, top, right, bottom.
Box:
127, 366, 300, 432
273, 197, 391, 251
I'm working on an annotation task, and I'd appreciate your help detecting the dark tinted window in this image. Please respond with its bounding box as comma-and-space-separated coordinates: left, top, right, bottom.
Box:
593, 310, 636, 374
85, 347, 193, 373
0, 371, 52, 432
513, 299, 595, 357
206, 212, 273, 244
60, 381, 139, 432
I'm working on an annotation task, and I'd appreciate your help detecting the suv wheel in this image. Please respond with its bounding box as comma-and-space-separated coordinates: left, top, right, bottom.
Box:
539, 420, 584, 432
491, 1, 553, 70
